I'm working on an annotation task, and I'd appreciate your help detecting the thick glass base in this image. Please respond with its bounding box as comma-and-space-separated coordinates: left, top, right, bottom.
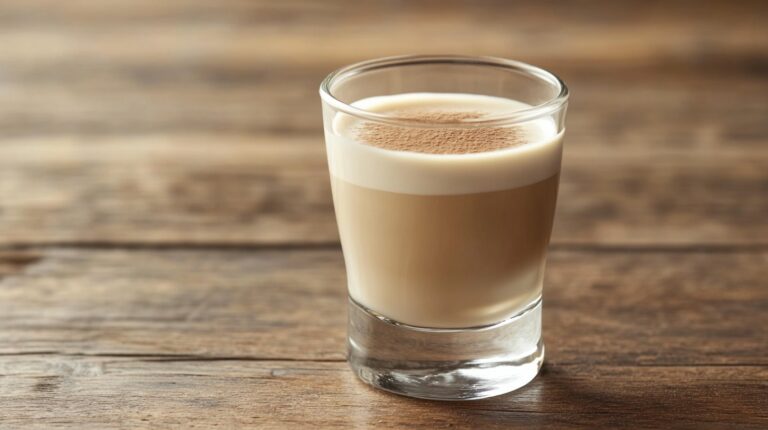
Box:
347, 297, 544, 401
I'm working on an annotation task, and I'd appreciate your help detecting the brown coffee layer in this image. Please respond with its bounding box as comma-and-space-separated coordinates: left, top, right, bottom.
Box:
333, 173, 559, 327
355, 110, 526, 155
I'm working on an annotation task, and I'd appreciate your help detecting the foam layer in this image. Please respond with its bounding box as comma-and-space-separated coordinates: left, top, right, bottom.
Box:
325, 93, 563, 195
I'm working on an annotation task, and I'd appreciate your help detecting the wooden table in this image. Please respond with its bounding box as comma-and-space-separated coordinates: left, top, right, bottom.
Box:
1, 1, 766, 428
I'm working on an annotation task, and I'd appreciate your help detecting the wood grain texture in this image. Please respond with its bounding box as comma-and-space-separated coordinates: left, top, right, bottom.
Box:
1, 137, 766, 246
1, 249, 766, 365
1, 248, 766, 428
1, 0, 767, 427
1, 357, 766, 430
0, 0, 765, 246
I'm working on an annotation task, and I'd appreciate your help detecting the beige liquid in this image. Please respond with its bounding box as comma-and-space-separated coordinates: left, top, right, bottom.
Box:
325, 93, 563, 328
333, 175, 559, 327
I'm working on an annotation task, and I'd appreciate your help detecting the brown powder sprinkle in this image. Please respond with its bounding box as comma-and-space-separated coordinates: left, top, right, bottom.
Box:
355, 110, 526, 155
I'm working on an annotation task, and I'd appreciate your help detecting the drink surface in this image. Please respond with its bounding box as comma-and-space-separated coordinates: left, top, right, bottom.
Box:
325, 93, 563, 328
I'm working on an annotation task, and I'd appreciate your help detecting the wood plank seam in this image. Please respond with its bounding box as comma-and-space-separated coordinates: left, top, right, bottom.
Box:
2, 243, 768, 253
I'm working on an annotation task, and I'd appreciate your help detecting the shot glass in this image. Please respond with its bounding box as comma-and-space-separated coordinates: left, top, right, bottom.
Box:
319, 55, 568, 400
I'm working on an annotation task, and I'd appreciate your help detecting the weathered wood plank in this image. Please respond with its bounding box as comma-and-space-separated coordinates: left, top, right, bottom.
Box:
0, 136, 337, 245
1, 249, 766, 365
0, 0, 764, 69
0, 70, 765, 140
1, 138, 765, 245
0, 1, 764, 137
0, 3, 765, 246
0, 2, 765, 246
1, 356, 766, 429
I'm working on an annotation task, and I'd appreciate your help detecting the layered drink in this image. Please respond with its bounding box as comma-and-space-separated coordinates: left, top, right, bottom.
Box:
325, 92, 563, 328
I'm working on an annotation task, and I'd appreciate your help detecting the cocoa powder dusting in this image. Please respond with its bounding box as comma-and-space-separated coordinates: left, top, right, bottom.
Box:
355, 110, 526, 155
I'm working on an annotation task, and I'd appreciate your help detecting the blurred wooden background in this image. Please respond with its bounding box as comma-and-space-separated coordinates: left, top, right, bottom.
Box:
1, 1, 766, 428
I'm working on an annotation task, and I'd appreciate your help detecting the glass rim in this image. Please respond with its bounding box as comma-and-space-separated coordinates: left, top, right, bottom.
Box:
319, 55, 569, 128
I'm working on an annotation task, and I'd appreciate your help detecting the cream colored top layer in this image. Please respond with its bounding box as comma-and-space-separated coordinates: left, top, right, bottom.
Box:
326, 93, 563, 195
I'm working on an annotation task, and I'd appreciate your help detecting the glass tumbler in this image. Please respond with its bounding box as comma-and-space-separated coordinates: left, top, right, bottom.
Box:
319, 55, 568, 400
